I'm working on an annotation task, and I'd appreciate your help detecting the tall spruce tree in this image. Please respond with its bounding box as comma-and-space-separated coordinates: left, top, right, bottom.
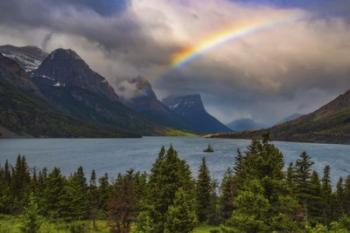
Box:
20, 194, 42, 233
89, 170, 98, 229
65, 166, 89, 220
219, 168, 235, 221
294, 152, 314, 221
335, 177, 345, 218
308, 171, 323, 225
43, 167, 66, 219
222, 136, 300, 233
164, 188, 196, 233
321, 165, 333, 225
196, 157, 211, 223
286, 162, 295, 189
98, 173, 111, 217
136, 146, 195, 233
11, 155, 31, 212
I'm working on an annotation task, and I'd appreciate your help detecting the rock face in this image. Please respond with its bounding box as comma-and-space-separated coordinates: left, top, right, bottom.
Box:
118, 77, 190, 130
208, 89, 350, 144
0, 45, 47, 72
163, 94, 231, 133
227, 118, 265, 131
33, 48, 119, 102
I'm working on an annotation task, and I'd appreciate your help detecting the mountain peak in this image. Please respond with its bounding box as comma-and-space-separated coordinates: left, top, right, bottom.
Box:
0, 44, 47, 72
163, 94, 231, 133
33, 48, 119, 101
49, 48, 83, 62
163, 94, 204, 112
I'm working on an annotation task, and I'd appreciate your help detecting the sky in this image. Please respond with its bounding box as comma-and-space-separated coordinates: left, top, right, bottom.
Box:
0, 0, 349, 125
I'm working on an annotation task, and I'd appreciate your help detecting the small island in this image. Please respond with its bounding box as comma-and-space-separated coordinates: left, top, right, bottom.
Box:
203, 144, 214, 153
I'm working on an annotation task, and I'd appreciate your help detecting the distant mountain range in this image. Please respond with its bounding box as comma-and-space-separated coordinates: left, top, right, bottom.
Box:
226, 118, 265, 131
0, 45, 230, 137
207, 90, 350, 144
119, 78, 231, 133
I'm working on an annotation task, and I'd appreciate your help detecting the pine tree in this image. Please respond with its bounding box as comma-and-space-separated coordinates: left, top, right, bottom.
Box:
43, 167, 66, 219
11, 155, 31, 212
294, 152, 314, 221
221, 180, 270, 233
0, 161, 11, 213
70, 166, 89, 220
164, 188, 196, 233
219, 168, 235, 221
20, 193, 42, 233
89, 170, 98, 230
136, 146, 195, 233
286, 162, 295, 189
98, 173, 111, 218
308, 171, 323, 225
196, 157, 211, 223
321, 165, 333, 225
233, 149, 244, 177
222, 137, 300, 233
335, 177, 345, 218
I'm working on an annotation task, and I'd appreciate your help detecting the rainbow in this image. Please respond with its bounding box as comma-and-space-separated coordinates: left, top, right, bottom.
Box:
171, 13, 303, 68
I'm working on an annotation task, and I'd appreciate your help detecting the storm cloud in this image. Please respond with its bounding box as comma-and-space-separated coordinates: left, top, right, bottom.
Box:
0, 0, 349, 124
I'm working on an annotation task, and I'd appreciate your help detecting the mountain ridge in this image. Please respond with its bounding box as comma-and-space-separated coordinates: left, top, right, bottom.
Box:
207, 89, 350, 144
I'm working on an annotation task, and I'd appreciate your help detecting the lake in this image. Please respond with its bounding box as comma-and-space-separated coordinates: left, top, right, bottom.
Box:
0, 137, 349, 184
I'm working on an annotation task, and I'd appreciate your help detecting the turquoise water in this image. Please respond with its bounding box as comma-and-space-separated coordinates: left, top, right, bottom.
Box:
0, 137, 349, 184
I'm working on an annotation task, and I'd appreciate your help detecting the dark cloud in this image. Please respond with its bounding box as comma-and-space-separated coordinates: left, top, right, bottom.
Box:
0, 0, 349, 124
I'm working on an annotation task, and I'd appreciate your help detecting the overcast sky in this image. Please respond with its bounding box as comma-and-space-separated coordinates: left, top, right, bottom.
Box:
0, 0, 349, 124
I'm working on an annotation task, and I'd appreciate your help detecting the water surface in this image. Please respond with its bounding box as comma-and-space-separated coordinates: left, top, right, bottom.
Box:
0, 137, 349, 183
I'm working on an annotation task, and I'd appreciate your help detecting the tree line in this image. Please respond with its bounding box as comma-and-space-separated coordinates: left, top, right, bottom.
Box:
1, 135, 350, 232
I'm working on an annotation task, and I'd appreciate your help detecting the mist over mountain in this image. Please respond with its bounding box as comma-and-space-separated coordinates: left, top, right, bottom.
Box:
226, 118, 265, 131
117, 77, 190, 130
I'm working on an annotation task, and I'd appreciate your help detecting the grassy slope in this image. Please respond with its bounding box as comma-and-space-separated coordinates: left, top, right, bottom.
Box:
0, 215, 218, 233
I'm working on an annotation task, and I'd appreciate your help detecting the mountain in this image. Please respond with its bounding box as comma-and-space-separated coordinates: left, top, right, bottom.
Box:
226, 118, 265, 131
33, 48, 118, 101
0, 53, 41, 96
163, 94, 231, 133
117, 77, 191, 130
0, 45, 47, 72
280, 113, 303, 123
31, 49, 163, 136
0, 54, 138, 138
207, 89, 350, 144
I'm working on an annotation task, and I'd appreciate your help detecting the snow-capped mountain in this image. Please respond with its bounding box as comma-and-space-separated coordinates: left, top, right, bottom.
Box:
0, 45, 47, 72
